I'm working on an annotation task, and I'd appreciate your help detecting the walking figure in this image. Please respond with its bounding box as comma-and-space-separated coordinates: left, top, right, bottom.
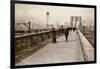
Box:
64, 28, 69, 42
51, 28, 56, 43
58, 28, 61, 36
61, 26, 64, 35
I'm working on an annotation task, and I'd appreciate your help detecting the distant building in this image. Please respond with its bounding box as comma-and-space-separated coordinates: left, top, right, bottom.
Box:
81, 25, 94, 32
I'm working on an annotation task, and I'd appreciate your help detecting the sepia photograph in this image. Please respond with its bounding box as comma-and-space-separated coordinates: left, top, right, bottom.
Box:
11, 1, 96, 68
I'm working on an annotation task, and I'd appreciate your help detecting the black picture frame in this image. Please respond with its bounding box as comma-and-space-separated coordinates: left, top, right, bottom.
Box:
11, 0, 97, 69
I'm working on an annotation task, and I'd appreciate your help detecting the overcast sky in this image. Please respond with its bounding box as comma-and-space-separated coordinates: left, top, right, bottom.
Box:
15, 3, 94, 29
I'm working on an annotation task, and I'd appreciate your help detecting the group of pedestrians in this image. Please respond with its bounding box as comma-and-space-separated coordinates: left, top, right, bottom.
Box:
51, 27, 77, 43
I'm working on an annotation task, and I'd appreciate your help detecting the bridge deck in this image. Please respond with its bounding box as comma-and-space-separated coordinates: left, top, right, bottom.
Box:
16, 31, 84, 65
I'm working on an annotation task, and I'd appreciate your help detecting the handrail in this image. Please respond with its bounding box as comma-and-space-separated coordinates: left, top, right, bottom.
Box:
15, 29, 61, 52
77, 30, 94, 61
15, 30, 51, 38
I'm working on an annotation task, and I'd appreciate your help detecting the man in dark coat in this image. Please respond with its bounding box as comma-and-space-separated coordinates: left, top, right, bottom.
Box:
64, 28, 69, 42
51, 28, 57, 43
61, 26, 64, 35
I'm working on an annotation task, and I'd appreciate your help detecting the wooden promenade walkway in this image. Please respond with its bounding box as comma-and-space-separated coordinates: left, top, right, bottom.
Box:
16, 31, 85, 65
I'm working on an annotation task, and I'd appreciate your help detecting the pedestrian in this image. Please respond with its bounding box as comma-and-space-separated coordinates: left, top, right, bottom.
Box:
51, 28, 57, 43
64, 28, 69, 42
73, 27, 75, 31
61, 26, 64, 35
58, 28, 61, 36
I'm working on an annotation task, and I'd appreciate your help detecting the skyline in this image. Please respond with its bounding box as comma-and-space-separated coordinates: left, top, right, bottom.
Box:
15, 3, 94, 29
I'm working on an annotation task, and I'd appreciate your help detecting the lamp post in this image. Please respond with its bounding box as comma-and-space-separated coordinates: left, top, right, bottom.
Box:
46, 11, 50, 30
